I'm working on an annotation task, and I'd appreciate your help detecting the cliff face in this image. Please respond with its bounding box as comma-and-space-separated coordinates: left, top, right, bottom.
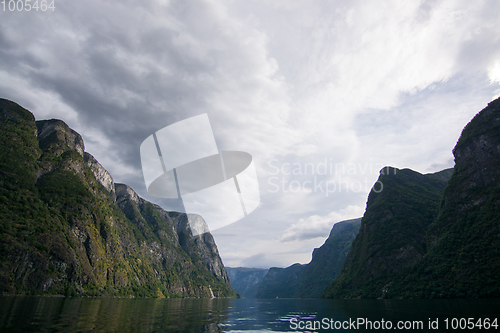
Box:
84, 152, 115, 198
115, 184, 232, 295
321, 168, 451, 299
254, 218, 361, 298
174, 214, 232, 287
0, 98, 235, 298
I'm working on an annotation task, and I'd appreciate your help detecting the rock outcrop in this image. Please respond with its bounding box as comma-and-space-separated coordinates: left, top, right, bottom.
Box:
84, 153, 115, 198
36, 119, 85, 157
175, 214, 231, 286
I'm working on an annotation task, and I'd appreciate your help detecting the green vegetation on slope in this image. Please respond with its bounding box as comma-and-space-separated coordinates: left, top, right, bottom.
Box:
323, 98, 500, 299
0, 98, 235, 298
255, 264, 306, 298
321, 168, 450, 299
297, 218, 361, 298
385, 98, 500, 298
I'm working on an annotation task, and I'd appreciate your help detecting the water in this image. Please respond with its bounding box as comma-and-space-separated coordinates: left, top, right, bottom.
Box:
1, 296, 499, 332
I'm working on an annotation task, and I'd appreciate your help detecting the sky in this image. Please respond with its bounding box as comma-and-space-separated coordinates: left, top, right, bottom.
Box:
1, 0, 500, 269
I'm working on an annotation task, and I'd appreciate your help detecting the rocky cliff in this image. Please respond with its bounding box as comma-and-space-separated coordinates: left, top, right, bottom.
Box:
0, 98, 235, 298
254, 218, 361, 298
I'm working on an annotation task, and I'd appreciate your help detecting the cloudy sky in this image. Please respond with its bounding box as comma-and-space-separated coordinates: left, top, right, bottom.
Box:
1, 0, 500, 268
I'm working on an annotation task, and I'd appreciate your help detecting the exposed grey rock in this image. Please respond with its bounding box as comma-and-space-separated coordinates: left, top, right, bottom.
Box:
84, 152, 115, 197
175, 214, 232, 286
178, 214, 210, 238
115, 183, 141, 204
36, 119, 84, 157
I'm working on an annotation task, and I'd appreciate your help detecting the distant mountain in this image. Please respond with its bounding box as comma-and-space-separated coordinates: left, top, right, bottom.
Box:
0, 98, 235, 298
322, 97, 500, 299
255, 263, 306, 298
297, 218, 361, 298
226, 267, 268, 298
255, 218, 361, 298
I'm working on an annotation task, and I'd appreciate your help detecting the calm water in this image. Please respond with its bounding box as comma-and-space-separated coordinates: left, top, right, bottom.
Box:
1, 296, 499, 332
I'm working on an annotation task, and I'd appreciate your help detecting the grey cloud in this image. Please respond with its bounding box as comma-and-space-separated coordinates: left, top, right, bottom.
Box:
280, 225, 331, 243
4, 1, 287, 206
1, 1, 232, 169
2, 0, 500, 268
426, 159, 454, 173
0, 29, 14, 50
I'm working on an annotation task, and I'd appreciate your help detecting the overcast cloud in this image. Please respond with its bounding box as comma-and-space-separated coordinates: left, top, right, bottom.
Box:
280, 205, 364, 242
1, 0, 500, 268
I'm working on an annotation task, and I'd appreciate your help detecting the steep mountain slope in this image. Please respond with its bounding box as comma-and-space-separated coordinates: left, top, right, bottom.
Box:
297, 218, 361, 298
226, 267, 268, 298
323, 97, 500, 299
321, 168, 452, 299
387, 97, 500, 298
0, 98, 235, 298
255, 218, 361, 298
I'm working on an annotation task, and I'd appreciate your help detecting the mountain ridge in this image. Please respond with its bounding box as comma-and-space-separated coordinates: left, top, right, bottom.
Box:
254, 218, 361, 298
321, 167, 452, 298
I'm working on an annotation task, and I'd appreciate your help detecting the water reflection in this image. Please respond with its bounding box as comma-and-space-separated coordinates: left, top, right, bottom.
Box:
0, 296, 231, 332
1, 296, 499, 332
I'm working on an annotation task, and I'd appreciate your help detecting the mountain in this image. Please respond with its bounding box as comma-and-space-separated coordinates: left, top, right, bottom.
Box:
0, 98, 235, 298
321, 168, 451, 298
322, 97, 500, 299
296, 218, 361, 298
225, 267, 268, 298
255, 263, 306, 298
387, 97, 500, 298
254, 218, 361, 298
